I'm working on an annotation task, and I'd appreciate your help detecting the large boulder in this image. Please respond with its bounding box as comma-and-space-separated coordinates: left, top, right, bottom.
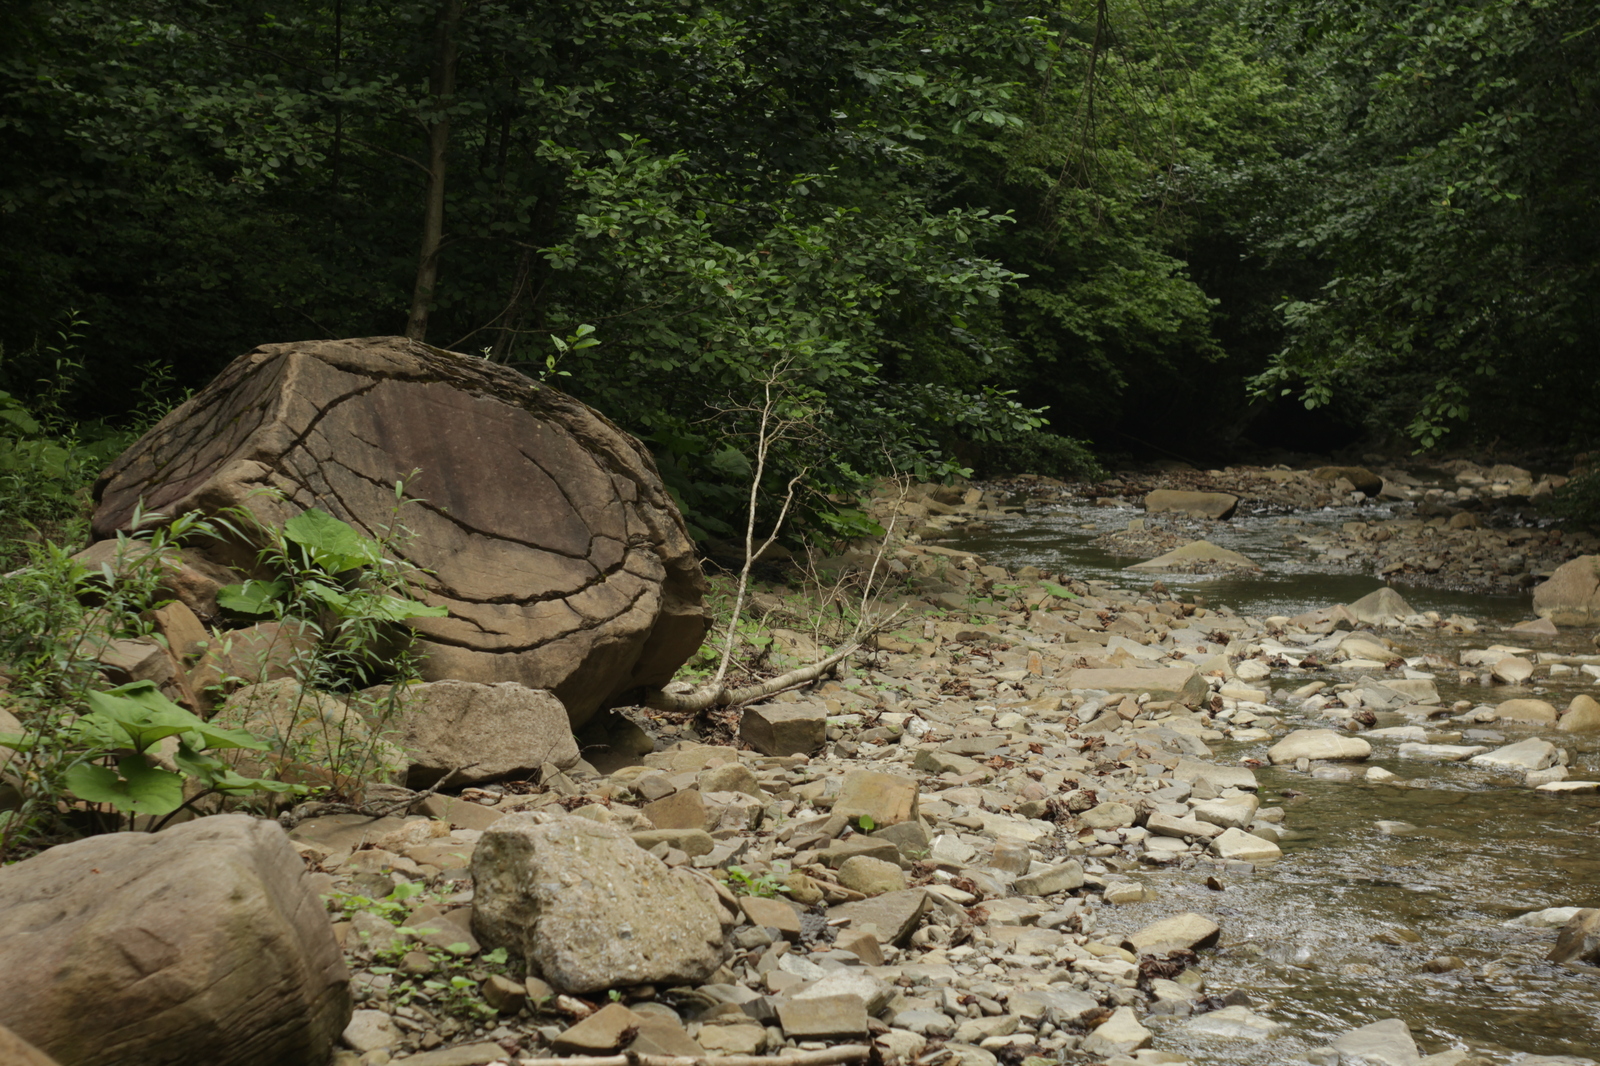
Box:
471, 813, 727, 993
1532, 555, 1600, 626
0, 814, 350, 1066
91, 337, 709, 727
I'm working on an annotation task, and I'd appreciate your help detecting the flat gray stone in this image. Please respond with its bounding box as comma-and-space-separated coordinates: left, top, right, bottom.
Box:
1331, 1017, 1419, 1066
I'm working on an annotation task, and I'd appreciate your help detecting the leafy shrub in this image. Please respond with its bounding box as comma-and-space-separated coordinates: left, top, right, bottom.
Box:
0, 498, 442, 858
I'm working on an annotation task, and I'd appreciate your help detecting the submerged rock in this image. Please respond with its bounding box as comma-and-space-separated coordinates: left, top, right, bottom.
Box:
1331, 1016, 1420, 1066
1127, 539, 1260, 574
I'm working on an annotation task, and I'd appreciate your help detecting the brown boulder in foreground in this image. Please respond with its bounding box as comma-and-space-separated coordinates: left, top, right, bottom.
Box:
91, 337, 709, 726
0, 814, 350, 1066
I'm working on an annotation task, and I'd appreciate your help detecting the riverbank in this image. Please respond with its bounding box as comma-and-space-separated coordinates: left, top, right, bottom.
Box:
294, 474, 1599, 1066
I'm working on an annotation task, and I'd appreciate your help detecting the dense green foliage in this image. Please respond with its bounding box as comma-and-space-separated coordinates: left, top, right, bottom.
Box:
1, 0, 1597, 533
0, 503, 437, 855
1247, 0, 1600, 448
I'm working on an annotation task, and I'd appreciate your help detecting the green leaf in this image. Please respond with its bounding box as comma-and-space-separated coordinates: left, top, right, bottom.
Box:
85, 681, 270, 752
64, 754, 185, 815
362, 593, 449, 622
0, 731, 35, 753
217, 579, 286, 615
282, 509, 381, 573
1042, 582, 1079, 600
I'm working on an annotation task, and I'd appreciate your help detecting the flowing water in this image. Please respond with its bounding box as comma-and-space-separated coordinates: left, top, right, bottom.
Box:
946, 495, 1600, 1062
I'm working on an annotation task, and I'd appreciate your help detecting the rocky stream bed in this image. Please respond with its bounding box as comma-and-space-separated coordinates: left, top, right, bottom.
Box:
9, 459, 1596, 1066
261, 461, 1600, 1066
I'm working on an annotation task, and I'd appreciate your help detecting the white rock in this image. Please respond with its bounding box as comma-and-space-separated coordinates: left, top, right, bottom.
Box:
1396, 743, 1488, 762
1491, 657, 1534, 684
1467, 738, 1558, 771
1331, 1016, 1419, 1066
1183, 1004, 1283, 1040
1210, 827, 1282, 862
1234, 660, 1272, 682
1537, 780, 1600, 793
342, 1010, 401, 1053
1268, 729, 1371, 764
1083, 1006, 1151, 1054
1191, 795, 1259, 830
1503, 907, 1583, 928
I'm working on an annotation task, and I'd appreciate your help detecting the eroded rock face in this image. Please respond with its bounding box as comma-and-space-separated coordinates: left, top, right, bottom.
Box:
0, 814, 350, 1066
91, 337, 709, 726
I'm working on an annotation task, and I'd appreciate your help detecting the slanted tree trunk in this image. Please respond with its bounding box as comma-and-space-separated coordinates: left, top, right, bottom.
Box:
405, 0, 465, 341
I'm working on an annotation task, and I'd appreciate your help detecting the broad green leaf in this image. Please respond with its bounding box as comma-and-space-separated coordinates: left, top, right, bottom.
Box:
64, 755, 185, 816
217, 579, 286, 615
88, 681, 269, 752
282, 509, 380, 572
174, 746, 301, 794
81, 685, 198, 751
1042, 582, 1080, 600
362, 594, 449, 622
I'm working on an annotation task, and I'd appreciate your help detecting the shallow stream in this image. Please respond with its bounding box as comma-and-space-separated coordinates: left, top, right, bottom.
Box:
947, 494, 1600, 1062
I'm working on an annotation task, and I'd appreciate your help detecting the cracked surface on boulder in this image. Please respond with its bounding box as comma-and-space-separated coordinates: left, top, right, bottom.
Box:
92, 336, 708, 725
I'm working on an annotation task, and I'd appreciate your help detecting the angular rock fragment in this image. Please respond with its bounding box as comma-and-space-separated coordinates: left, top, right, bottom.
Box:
1331, 1016, 1420, 1066
833, 768, 919, 827
1345, 587, 1415, 624
1211, 827, 1282, 862
1127, 912, 1220, 953
1068, 666, 1209, 708
1143, 490, 1239, 520
740, 702, 827, 755
470, 814, 726, 992
1468, 738, 1559, 771
829, 889, 930, 945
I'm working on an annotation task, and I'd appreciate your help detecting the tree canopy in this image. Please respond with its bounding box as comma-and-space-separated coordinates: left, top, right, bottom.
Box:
2, 0, 1596, 536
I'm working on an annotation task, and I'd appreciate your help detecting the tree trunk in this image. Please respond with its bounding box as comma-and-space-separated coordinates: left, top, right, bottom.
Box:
405, 0, 465, 341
